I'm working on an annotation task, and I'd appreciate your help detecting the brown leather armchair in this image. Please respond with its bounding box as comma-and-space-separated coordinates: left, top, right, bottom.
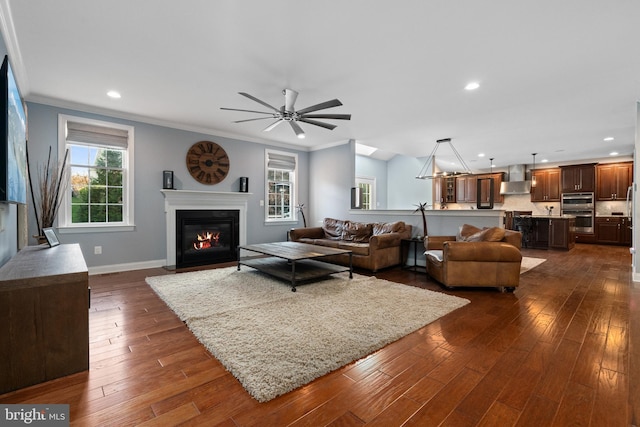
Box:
424, 225, 522, 292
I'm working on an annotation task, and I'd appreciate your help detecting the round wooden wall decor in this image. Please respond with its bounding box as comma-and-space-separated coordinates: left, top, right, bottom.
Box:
185, 141, 230, 184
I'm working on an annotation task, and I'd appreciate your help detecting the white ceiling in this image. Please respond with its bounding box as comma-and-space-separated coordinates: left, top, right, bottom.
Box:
2, 0, 640, 172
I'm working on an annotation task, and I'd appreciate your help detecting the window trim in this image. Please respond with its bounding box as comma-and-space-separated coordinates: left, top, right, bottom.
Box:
264, 148, 298, 224
57, 114, 135, 232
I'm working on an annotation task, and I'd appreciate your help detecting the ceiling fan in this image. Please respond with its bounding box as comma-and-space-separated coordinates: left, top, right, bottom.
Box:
221, 89, 351, 139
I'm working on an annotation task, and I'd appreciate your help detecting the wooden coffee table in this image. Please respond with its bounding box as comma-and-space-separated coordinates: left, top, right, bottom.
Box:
237, 241, 352, 291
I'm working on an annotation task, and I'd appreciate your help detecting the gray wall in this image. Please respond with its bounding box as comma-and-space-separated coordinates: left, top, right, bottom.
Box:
23, 103, 309, 270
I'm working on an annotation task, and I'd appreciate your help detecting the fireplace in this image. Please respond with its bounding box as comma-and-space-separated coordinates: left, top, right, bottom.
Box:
176, 210, 239, 268
161, 190, 250, 269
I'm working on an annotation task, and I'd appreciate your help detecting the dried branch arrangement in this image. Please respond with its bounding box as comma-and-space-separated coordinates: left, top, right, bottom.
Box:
26, 142, 69, 237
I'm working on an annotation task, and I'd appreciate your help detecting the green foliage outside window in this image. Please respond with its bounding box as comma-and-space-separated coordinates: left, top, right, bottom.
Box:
70, 145, 124, 223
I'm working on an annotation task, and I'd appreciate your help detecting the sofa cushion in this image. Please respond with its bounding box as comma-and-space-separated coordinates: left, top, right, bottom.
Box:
322, 218, 346, 240
310, 239, 341, 249
343, 221, 372, 242
372, 221, 405, 236
337, 242, 370, 256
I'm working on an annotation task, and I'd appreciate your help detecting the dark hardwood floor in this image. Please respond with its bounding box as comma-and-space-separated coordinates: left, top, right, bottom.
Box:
1, 243, 637, 426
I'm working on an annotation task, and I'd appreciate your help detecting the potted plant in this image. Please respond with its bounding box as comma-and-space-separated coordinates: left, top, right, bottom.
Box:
413, 202, 429, 239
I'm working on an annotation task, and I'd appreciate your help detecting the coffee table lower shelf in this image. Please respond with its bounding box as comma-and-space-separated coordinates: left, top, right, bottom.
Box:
239, 257, 350, 291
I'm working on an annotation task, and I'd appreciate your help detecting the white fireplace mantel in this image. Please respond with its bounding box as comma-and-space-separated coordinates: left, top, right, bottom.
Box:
161, 190, 251, 267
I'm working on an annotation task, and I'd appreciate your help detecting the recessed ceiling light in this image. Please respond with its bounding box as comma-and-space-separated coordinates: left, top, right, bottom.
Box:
107, 90, 121, 99
465, 82, 480, 91
541, 159, 548, 163
604, 137, 614, 141
610, 151, 618, 156
477, 153, 485, 157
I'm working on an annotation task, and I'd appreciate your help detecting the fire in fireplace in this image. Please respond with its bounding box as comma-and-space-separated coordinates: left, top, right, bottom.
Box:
176, 209, 239, 268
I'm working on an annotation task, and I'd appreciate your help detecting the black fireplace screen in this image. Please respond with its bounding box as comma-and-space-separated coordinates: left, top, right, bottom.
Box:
176, 209, 240, 268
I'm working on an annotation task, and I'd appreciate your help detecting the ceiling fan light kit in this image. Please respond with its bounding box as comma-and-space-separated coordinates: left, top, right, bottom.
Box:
221, 89, 351, 138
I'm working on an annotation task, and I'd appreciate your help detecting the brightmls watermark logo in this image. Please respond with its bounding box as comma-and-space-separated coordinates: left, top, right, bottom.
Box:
0, 405, 69, 426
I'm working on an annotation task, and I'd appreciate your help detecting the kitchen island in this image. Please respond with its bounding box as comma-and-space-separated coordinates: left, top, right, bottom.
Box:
516, 215, 576, 250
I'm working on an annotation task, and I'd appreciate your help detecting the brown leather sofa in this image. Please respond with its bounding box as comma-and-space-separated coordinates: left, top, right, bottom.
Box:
424, 224, 522, 292
289, 218, 412, 272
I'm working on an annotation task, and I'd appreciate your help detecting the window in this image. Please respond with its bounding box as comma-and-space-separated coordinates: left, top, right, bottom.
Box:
356, 177, 376, 210
265, 150, 297, 222
58, 115, 134, 231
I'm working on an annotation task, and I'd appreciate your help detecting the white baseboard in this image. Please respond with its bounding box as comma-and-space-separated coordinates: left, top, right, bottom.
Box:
88, 259, 166, 275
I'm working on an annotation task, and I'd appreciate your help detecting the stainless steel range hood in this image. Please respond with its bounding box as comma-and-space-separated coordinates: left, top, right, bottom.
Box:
499, 164, 532, 195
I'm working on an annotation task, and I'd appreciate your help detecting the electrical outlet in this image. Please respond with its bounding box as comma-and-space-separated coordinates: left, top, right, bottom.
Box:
94, 246, 102, 255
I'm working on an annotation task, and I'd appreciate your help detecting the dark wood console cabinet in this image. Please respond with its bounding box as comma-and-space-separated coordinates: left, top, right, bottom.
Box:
0, 244, 89, 394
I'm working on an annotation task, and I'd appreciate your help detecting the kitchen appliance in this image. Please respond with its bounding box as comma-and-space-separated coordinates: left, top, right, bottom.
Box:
561, 192, 594, 234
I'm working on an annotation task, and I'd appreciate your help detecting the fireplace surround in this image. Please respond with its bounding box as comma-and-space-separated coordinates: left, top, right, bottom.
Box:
161, 190, 249, 268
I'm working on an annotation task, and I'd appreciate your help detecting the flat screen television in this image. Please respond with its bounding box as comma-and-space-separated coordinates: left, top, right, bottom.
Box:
0, 55, 27, 204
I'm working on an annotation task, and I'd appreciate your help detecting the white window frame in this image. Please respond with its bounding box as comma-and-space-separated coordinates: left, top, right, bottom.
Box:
57, 114, 135, 233
264, 149, 298, 224
356, 176, 376, 210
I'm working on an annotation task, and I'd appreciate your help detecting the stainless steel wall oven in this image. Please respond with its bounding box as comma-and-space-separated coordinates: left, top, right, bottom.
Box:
561, 192, 594, 234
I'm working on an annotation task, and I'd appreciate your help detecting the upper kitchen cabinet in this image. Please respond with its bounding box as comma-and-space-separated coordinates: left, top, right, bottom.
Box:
596, 162, 633, 201
456, 175, 477, 203
531, 168, 561, 202
436, 176, 456, 203
560, 164, 596, 193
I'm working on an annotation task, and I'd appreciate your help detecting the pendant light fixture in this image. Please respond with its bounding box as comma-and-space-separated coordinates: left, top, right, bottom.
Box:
416, 138, 473, 179
531, 153, 537, 187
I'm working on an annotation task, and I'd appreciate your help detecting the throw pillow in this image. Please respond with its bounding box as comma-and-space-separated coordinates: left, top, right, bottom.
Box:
457, 223, 482, 241
322, 218, 345, 240
465, 226, 506, 242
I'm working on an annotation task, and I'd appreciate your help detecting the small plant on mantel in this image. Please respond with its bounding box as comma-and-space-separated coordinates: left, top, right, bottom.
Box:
413, 202, 429, 239
26, 142, 69, 243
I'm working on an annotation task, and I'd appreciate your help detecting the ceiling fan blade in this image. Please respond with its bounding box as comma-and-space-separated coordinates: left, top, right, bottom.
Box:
238, 92, 281, 113
221, 107, 275, 115
234, 117, 275, 123
263, 120, 283, 132
289, 121, 305, 138
296, 99, 343, 114
300, 113, 351, 120
298, 118, 337, 130
284, 89, 298, 112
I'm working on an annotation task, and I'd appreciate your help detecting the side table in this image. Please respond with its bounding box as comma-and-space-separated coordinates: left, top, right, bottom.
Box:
401, 238, 427, 272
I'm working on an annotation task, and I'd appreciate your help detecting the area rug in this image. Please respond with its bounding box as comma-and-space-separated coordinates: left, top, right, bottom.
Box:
145, 267, 469, 402
521, 256, 546, 273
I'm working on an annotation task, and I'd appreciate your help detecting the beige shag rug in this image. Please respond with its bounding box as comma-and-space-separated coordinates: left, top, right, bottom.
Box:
146, 267, 469, 402
520, 256, 546, 273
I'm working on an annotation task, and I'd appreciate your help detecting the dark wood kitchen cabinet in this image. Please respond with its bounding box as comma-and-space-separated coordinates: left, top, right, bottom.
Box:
560, 164, 596, 193
530, 217, 574, 250
549, 217, 575, 250
456, 175, 477, 203
436, 176, 456, 203
477, 172, 504, 204
531, 168, 561, 202
596, 162, 633, 201
595, 216, 632, 245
